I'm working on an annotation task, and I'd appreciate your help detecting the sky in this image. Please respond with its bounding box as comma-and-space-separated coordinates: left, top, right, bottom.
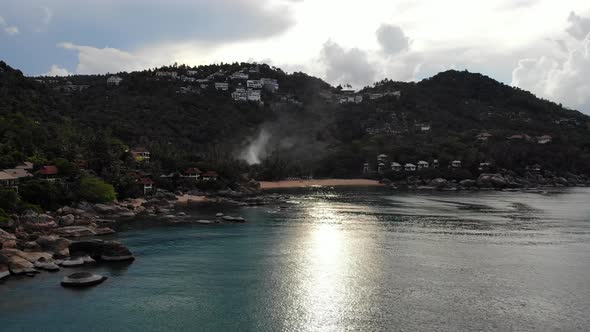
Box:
1, 0, 590, 113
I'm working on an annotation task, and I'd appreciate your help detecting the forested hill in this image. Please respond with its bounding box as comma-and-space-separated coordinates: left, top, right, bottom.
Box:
1, 60, 590, 181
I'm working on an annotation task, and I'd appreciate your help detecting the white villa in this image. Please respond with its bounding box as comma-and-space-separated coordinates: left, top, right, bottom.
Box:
107, 76, 123, 86
418, 161, 430, 169
247, 89, 262, 102
391, 162, 402, 172
261, 78, 279, 92
247, 80, 263, 89
231, 72, 249, 80
155, 71, 178, 78
404, 163, 417, 172
214, 82, 229, 91
232, 88, 247, 101
451, 160, 462, 168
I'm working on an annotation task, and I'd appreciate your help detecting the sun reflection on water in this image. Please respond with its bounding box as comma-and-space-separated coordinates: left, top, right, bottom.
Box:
298, 201, 351, 331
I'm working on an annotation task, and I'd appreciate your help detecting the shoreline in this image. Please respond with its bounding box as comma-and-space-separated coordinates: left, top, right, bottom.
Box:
259, 179, 384, 189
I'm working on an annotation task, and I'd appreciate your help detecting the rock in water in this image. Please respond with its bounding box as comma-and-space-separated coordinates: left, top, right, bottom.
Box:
216, 213, 224, 217
196, 220, 215, 224
60, 257, 85, 267
61, 272, 107, 288
36, 236, 71, 257
101, 241, 135, 262
69, 239, 105, 258
34, 257, 60, 272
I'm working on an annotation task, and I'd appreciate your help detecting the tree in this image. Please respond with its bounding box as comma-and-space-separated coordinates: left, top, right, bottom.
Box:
0, 188, 18, 212
77, 175, 117, 203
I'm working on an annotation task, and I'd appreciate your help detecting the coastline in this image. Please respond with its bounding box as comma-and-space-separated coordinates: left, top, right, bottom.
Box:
259, 179, 384, 189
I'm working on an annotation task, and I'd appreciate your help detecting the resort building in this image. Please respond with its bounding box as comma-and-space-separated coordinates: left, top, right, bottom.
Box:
35, 165, 59, 181
232, 88, 248, 102
183, 168, 202, 180
247, 89, 262, 102
247, 80, 263, 89
418, 161, 430, 169
391, 162, 402, 172
107, 76, 123, 86
451, 160, 462, 168
214, 82, 229, 91
261, 78, 279, 93
130, 147, 150, 162
201, 171, 219, 181
404, 163, 416, 172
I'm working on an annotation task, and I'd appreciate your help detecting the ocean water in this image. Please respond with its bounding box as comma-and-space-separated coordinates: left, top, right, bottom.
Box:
1, 187, 590, 331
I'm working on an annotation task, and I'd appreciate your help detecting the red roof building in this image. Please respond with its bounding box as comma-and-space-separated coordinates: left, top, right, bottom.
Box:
36, 165, 59, 176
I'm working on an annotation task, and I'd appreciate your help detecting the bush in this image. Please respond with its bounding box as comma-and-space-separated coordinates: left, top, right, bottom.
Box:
19, 180, 68, 211
78, 175, 117, 203
0, 208, 10, 225
0, 188, 19, 213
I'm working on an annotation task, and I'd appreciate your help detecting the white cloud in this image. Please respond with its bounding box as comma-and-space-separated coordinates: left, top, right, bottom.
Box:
566, 11, 590, 40
0, 15, 19, 36
512, 34, 590, 113
4, 26, 19, 35
44, 64, 71, 76
319, 40, 376, 87
376, 24, 410, 55
59, 43, 149, 74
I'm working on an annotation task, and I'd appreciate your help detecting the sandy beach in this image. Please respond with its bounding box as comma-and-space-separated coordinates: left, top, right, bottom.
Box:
259, 179, 383, 189
176, 194, 210, 203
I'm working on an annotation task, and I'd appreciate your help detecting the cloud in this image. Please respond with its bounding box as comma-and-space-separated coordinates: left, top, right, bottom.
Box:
44, 64, 71, 76
566, 12, 590, 40
376, 24, 410, 55
0, 15, 19, 36
512, 34, 590, 113
319, 40, 376, 87
58, 43, 149, 74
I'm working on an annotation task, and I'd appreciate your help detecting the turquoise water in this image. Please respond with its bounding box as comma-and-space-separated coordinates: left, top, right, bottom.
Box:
1, 187, 590, 331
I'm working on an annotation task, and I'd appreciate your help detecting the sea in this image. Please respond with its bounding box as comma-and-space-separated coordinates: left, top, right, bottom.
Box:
1, 187, 589, 331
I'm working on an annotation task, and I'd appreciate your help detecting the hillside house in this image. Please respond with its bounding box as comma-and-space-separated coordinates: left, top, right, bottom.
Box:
354, 95, 363, 103
130, 147, 150, 162
3, 168, 33, 180
247, 80, 263, 89
362, 163, 371, 174
107, 76, 123, 86
537, 135, 553, 144
369, 93, 384, 100
231, 72, 249, 80
378, 162, 386, 174
177, 86, 200, 94
247, 89, 262, 102
202, 171, 219, 181
183, 168, 202, 180
261, 78, 279, 93
433, 160, 440, 168
420, 124, 431, 132
138, 177, 154, 195
187, 70, 199, 76
155, 71, 178, 78
451, 160, 462, 168
377, 154, 389, 163
214, 82, 229, 91
404, 163, 416, 172
477, 132, 493, 141
479, 162, 493, 171
35, 165, 59, 181
391, 162, 402, 172
232, 88, 248, 101
418, 161, 429, 169
0, 171, 18, 189
16, 162, 33, 170
526, 164, 542, 172
507, 134, 532, 141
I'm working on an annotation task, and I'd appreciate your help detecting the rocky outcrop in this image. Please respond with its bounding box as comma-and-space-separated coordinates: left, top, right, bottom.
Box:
0, 263, 10, 279
35, 236, 71, 257
101, 241, 135, 262
459, 179, 477, 188
0, 249, 39, 275
477, 173, 508, 189
431, 178, 450, 189
61, 272, 107, 288
54, 226, 96, 238
222, 216, 246, 223
0, 228, 17, 249
61, 257, 85, 267
69, 240, 134, 262
34, 257, 60, 272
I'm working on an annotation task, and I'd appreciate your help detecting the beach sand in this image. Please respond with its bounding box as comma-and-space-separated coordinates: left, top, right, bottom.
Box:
176, 194, 210, 204
259, 179, 383, 189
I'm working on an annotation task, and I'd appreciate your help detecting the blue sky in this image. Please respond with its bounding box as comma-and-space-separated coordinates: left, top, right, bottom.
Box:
1, 0, 590, 113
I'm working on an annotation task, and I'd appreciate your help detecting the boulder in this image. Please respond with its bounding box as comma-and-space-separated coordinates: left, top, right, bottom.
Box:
94, 227, 116, 236
58, 214, 76, 226
34, 257, 60, 272
477, 173, 508, 189
36, 236, 71, 256
176, 212, 187, 217
431, 178, 449, 189
459, 179, 477, 188
222, 216, 246, 223
59, 206, 87, 216
216, 213, 224, 217
61, 272, 107, 288
0, 228, 17, 249
101, 241, 134, 262
61, 257, 85, 267
69, 239, 105, 258
80, 255, 96, 264
0, 249, 38, 275
0, 263, 9, 279
55, 226, 96, 238
196, 220, 215, 225
23, 241, 42, 252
